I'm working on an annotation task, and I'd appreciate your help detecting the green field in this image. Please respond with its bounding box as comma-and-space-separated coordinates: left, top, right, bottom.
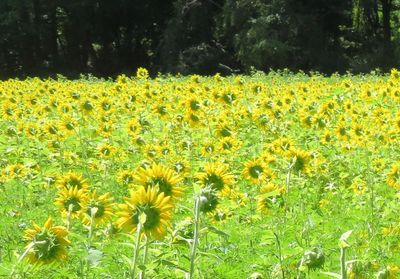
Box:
1, 71, 400, 278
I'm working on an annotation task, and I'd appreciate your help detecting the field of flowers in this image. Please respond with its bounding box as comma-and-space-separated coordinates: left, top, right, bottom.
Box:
1, 69, 400, 278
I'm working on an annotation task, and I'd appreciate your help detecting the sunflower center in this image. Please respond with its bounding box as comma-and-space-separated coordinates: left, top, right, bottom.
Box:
66, 178, 83, 189
148, 177, 173, 197
33, 231, 59, 260
86, 202, 105, 218
133, 205, 161, 230
293, 157, 306, 172
222, 141, 233, 150
64, 197, 82, 212
190, 100, 201, 111
220, 127, 232, 137
204, 174, 224, 191
249, 165, 263, 178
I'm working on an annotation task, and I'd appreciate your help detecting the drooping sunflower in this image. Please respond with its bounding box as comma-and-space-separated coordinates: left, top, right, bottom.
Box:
80, 191, 115, 227
116, 186, 173, 240
134, 164, 183, 201
195, 162, 235, 195
57, 172, 89, 191
23, 217, 70, 264
55, 187, 88, 218
256, 184, 285, 213
387, 163, 400, 190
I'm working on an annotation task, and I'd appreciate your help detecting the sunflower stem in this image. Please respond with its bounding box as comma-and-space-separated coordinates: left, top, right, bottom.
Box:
189, 196, 201, 279
10, 240, 46, 277
66, 203, 74, 230
139, 235, 149, 279
340, 247, 347, 279
132, 222, 142, 279
88, 207, 98, 244
273, 231, 286, 279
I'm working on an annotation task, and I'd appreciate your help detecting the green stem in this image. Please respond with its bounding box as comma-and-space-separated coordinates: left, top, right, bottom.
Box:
132, 222, 142, 279
139, 236, 150, 279
340, 247, 347, 279
273, 231, 285, 279
189, 197, 201, 279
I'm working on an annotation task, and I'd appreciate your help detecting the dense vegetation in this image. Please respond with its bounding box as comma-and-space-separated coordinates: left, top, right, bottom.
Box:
1, 70, 400, 278
1, 0, 400, 78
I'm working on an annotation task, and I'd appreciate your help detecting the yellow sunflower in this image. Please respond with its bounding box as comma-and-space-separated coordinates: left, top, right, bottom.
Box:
134, 164, 183, 201
287, 148, 312, 174
256, 183, 285, 213
55, 187, 88, 218
195, 162, 235, 194
242, 158, 270, 183
23, 217, 70, 264
116, 186, 173, 240
387, 163, 400, 190
80, 191, 115, 226
57, 172, 89, 191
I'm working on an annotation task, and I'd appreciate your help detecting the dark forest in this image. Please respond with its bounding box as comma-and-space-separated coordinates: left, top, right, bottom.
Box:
1, 0, 399, 78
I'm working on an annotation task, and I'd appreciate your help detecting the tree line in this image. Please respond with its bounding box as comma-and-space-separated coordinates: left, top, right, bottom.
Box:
0, 0, 399, 78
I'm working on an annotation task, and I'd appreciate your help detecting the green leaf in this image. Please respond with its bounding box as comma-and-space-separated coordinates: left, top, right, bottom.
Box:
339, 230, 353, 248
207, 225, 230, 237
87, 248, 103, 267
159, 260, 188, 273
320, 272, 342, 278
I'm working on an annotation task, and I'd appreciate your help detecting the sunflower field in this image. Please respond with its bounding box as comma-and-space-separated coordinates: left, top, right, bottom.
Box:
1, 69, 400, 278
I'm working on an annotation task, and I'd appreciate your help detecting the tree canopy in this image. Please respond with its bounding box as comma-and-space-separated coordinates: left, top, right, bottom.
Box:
0, 0, 399, 78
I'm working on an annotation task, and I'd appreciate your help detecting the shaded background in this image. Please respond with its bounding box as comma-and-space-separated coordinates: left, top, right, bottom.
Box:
0, 0, 399, 78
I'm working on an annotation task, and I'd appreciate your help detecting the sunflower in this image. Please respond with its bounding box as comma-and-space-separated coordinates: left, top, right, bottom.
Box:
321, 130, 334, 145
387, 163, 400, 190
136, 67, 149, 79
96, 143, 116, 159
117, 169, 136, 187
256, 184, 284, 213
80, 191, 115, 227
116, 186, 173, 239
57, 172, 89, 191
242, 159, 269, 183
23, 217, 70, 264
219, 136, 241, 154
126, 118, 141, 137
198, 187, 220, 213
287, 148, 312, 174
195, 162, 234, 195
351, 177, 367, 195
55, 187, 88, 218
134, 164, 183, 201
201, 140, 217, 157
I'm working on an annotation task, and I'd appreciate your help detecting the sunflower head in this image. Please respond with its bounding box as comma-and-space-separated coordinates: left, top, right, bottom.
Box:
134, 164, 183, 201
57, 172, 89, 191
116, 186, 173, 240
23, 217, 70, 264
55, 187, 88, 218
195, 162, 234, 195
198, 188, 219, 213
80, 191, 114, 226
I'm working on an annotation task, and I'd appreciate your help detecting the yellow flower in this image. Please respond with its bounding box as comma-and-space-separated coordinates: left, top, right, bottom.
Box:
136, 67, 149, 79
57, 172, 89, 191
387, 163, 400, 190
242, 158, 268, 183
195, 162, 235, 195
55, 187, 88, 218
23, 217, 70, 264
116, 186, 173, 240
134, 164, 183, 201
80, 191, 115, 227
